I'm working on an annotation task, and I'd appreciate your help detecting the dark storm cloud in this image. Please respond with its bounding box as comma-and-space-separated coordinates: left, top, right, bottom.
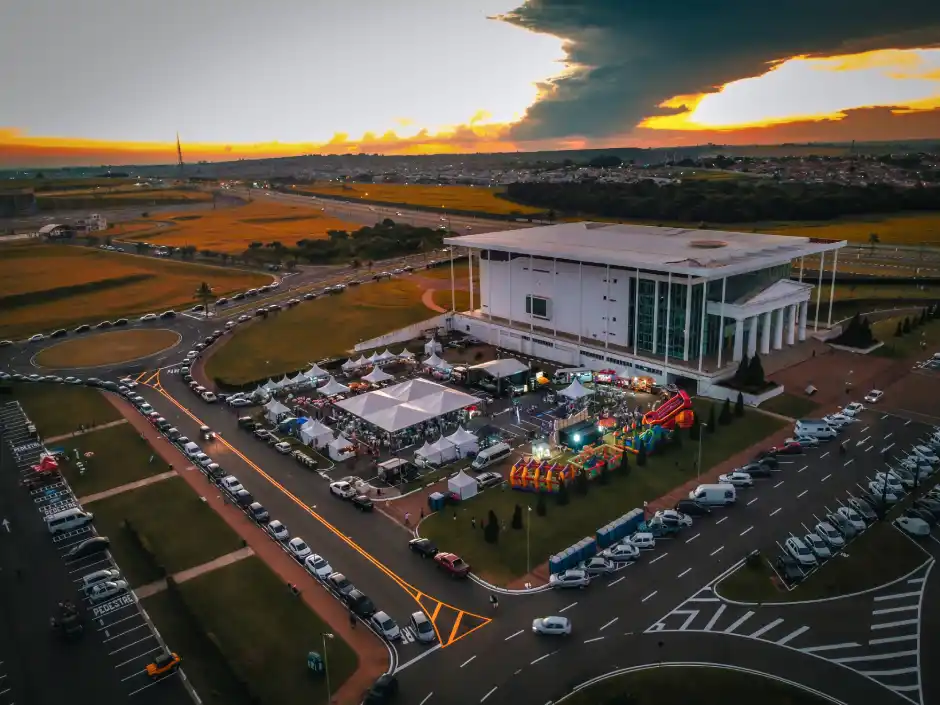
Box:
501, 0, 940, 139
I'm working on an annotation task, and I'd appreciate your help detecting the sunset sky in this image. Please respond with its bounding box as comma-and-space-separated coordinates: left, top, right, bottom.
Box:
2, 0, 940, 167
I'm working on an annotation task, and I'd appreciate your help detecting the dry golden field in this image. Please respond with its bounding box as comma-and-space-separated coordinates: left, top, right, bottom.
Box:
293, 183, 543, 216
763, 212, 940, 245
35, 329, 181, 368
117, 200, 360, 253
0, 243, 269, 339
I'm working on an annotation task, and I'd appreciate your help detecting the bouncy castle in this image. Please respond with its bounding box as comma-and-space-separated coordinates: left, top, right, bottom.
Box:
614, 391, 694, 454
570, 444, 623, 478
510, 459, 576, 493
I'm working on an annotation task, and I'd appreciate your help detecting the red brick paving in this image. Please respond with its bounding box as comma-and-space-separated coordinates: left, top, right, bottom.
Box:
104, 393, 388, 705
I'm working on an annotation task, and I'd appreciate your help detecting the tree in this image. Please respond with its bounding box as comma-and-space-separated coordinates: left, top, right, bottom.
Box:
746, 353, 765, 387
556, 481, 570, 506
547, 209, 557, 223
511, 504, 523, 530
903, 317, 912, 334
575, 469, 589, 495
707, 405, 716, 433
868, 232, 880, 254
920, 308, 928, 325
719, 398, 733, 425
536, 493, 547, 517
194, 282, 215, 319
483, 510, 500, 544
636, 444, 647, 467
689, 415, 700, 441
734, 354, 749, 385
895, 321, 904, 337
618, 451, 630, 477
735, 391, 745, 418
598, 465, 610, 485
671, 429, 682, 449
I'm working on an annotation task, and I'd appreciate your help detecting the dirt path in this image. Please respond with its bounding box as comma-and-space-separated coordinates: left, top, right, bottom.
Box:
104, 394, 389, 705
421, 289, 447, 313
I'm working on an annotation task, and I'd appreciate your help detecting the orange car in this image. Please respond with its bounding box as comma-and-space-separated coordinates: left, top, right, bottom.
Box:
146, 652, 181, 678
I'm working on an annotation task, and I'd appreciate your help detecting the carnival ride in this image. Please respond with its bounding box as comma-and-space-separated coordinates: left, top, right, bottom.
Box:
613, 391, 695, 455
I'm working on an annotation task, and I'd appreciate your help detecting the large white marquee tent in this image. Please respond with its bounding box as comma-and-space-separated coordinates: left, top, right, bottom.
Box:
334, 378, 478, 433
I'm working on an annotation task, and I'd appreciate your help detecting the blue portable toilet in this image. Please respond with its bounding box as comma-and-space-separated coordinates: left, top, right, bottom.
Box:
549, 554, 564, 574
582, 537, 598, 559
428, 492, 445, 511
560, 547, 575, 570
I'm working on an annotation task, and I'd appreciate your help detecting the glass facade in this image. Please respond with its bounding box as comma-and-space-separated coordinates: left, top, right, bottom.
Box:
635, 279, 656, 354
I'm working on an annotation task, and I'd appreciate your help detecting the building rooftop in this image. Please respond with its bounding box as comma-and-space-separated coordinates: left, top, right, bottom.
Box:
445, 222, 845, 277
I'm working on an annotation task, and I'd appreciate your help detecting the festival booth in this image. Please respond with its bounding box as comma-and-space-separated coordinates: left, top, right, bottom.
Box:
559, 378, 594, 402
469, 357, 529, 395
448, 470, 478, 501
328, 434, 356, 462
424, 338, 443, 356
354, 355, 370, 368
376, 349, 397, 365
262, 379, 279, 394
276, 374, 292, 389
398, 348, 415, 360
362, 367, 394, 385
428, 435, 457, 463
300, 419, 333, 448
510, 458, 575, 493
264, 399, 290, 423
444, 427, 479, 457
414, 440, 442, 467
318, 377, 351, 396
423, 353, 451, 370
289, 372, 308, 388
305, 363, 329, 380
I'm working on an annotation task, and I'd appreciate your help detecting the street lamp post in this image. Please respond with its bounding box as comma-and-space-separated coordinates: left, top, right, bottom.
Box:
322, 632, 334, 703
697, 423, 707, 479
526, 505, 532, 575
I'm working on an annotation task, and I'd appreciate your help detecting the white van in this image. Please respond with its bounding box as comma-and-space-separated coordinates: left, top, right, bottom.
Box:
688, 483, 736, 506
46, 508, 94, 534
182, 442, 202, 458
794, 419, 838, 440
471, 442, 512, 470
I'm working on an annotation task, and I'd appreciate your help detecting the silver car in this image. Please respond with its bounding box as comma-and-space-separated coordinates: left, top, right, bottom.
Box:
409, 611, 437, 643
549, 569, 591, 589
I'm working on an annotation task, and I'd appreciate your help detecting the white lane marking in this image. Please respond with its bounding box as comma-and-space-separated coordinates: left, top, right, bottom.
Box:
703, 605, 726, 631
108, 635, 154, 654
773, 481, 784, 488
869, 634, 918, 645
884, 432, 893, 440
802, 642, 860, 653
820, 451, 830, 459
770, 507, 782, 516
860, 426, 870, 434
641, 591, 657, 603
710, 546, 724, 557
679, 611, 699, 630
114, 647, 163, 668
504, 630, 524, 641
821, 474, 832, 482
685, 533, 700, 543
797, 490, 808, 498
480, 686, 498, 702
740, 526, 753, 536
716, 517, 728, 525
608, 576, 626, 587
857, 436, 871, 447
798, 465, 808, 473
882, 443, 895, 454
776, 626, 809, 645
678, 568, 692, 578
724, 611, 755, 634
559, 602, 578, 613
833, 650, 917, 664
872, 605, 918, 616
103, 624, 147, 642
871, 619, 919, 630
859, 666, 918, 677
747, 497, 758, 506
874, 591, 921, 601
865, 446, 874, 452
843, 459, 853, 467
419, 693, 434, 705
749, 618, 784, 639
583, 637, 605, 644
908, 577, 924, 584
530, 651, 556, 665
461, 656, 477, 668
904, 419, 912, 426
650, 554, 667, 564
600, 617, 619, 631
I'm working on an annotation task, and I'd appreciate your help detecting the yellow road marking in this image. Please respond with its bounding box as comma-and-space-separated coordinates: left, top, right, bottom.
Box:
134, 370, 150, 383
151, 382, 490, 647
430, 602, 443, 622
446, 613, 464, 646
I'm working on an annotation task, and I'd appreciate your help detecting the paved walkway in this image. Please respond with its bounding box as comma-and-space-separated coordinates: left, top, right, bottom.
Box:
135, 546, 255, 598
104, 393, 389, 705
79, 470, 178, 504
46, 419, 128, 443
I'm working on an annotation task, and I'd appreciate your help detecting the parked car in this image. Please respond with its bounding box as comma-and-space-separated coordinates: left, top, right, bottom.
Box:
329, 481, 357, 499
248, 502, 269, 523
549, 569, 591, 589
434, 552, 470, 578
770, 441, 803, 455
370, 611, 402, 641
906, 508, 937, 527
87, 580, 129, 603
864, 389, 883, 403
789, 435, 819, 447
674, 499, 711, 516
475, 471, 503, 489
835, 506, 867, 532
265, 520, 290, 542
363, 674, 399, 705
600, 541, 641, 562
814, 521, 846, 549
653, 509, 693, 528
326, 572, 355, 596
287, 537, 312, 560
146, 652, 181, 679
718, 471, 753, 488
894, 516, 930, 537
351, 495, 374, 512
344, 589, 377, 618
220, 476, 244, 494
841, 402, 865, 417
408, 538, 439, 558
827, 512, 858, 539
847, 498, 878, 523
582, 557, 616, 575
626, 532, 656, 550
803, 533, 832, 560
409, 611, 437, 643
64, 536, 110, 560
532, 616, 572, 636
304, 554, 333, 580
775, 554, 804, 585
274, 442, 292, 454
784, 536, 817, 567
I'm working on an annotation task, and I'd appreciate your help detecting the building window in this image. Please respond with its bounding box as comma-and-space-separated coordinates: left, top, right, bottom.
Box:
525, 295, 550, 320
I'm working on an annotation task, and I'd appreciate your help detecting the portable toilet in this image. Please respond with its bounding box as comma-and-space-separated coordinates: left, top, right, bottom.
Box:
596, 525, 613, 549
427, 492, 445, 511
549, 554, 564, 575
581, 537, 598, 559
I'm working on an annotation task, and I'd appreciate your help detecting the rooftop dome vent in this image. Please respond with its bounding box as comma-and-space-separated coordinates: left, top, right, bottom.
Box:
689, 240, 728, 249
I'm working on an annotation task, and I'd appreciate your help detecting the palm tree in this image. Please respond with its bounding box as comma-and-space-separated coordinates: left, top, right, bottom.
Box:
194, 282, 215, 319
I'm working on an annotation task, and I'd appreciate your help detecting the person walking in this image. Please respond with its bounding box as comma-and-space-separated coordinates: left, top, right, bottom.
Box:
349, 610, 357, 629
490, 594, 499, 610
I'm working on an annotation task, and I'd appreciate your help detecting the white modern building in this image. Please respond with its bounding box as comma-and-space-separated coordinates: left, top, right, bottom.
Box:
443, 222, 846, 394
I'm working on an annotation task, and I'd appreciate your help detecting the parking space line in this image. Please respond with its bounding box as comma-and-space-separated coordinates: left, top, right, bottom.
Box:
115, 646, 164, 668
820, 451, 829, 459
746, 498, 758, 506
104, 623, 148, 642
859, 666, 918, 677
600, 617, 619, 631
871, 619, 919, 630
703, 605, 726, 631
504, 630, 523, 641
798, 465, 808, 473
559, 602, 577, 613
723, 611, 754, 634
874, 591, 920, 601
109, 635, 155, 655
797, 490, 808, 498
677, 568, 691, 578
748, 618, 783, 639
98, 614, 141, 631
715, 517, 728, 525
821, 474, 832, 481
128, 679, 167, 697
802, 642, 860, 653
641, 591, 657, 603
871, 605, 918, 616
869, 634, 918, 645
608, 576, 626, 587
650, 554, 667, 564
842, 459, 853, 467
773, 481, 784, 488
583, 637, 604, 644
770, 508, 782, 516
776, 626, 809, 645
460, 656, 476, 668
710, 546, 723, 557
121, 669, 147, 682
685, 533, 700, 543
833, 650, 917, 664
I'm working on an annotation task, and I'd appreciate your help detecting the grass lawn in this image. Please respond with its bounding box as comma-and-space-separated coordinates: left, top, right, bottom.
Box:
294, 182, 544, 216
56, 423, 168, 497
206, 277, 440, 387
88, 476, 244, 585
716, 520, 928, 603
562, 665, 831, 705
143, 590, 252, 705
759, 392, 819, 419
831, 283, 938, 303
34, 328, 180, 368
10, 383, 121, 438
871, 315, 940, 359
422, 400, 786, 585
763, 211, 940, 246
0, 242, 269, 339
176, 556, 358, 705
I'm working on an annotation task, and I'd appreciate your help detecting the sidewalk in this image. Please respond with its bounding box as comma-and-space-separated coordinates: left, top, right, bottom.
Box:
135, 546, 255, 598
79, 470, 178, 505
104, 394, 389, 705
46, 419, 128, 443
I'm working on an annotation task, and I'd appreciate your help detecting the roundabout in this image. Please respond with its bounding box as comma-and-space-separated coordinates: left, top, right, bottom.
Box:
32, 328, 182, 369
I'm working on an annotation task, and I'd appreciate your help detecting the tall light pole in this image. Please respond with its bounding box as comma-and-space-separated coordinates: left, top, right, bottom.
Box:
322, 632, 334, 703
526, 505, 532, 575
697, 423, 707, 479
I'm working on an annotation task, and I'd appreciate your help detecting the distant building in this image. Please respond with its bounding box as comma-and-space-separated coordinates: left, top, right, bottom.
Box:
38, 223, 73, 239
0, 189, 38, 217
75, 213, 107, 232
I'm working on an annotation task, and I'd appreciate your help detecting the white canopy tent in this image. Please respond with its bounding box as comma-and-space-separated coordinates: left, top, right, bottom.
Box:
299, 419, 333, 448
362, 367, 394, 385
252, 384, 267, 397
262, 379, 279, 393
289, 372, 307, 386
414, 440, 441, 466
328, 434, 356, 462
319, 377, 351, 396
354, 355, 370, 368
471, 357, 528, 379
398, 348, 415, 359
448, 470, 478, 500
559, 378, 594, 400
445, 426, 479, 456
376, 349, 397, 364
367, 351, 381, 364
306, 363, 329, 378
423, 353, 451, 371
428, 435, 457, 463
275, 375, 292, 389
264, 399, 290, 422
341, 359, 358, 372
424, 338, 443, 356
334, 378, 478, 433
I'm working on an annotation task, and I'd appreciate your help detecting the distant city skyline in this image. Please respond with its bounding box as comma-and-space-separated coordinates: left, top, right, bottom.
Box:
2, 0, 939, 168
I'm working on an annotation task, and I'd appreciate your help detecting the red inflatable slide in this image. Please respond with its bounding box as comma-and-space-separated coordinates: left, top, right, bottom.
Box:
642, 390, 692, 430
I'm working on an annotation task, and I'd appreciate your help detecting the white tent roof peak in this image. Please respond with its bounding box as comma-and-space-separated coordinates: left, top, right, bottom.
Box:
449, 470, 476, 489
319, 377, 350, 396
471, 357, 528, 379
262, 379, 278, 392
355, 355, 370, 367
398, 348, 415, 359
306, 363, 329, 377
428, 435, 455, 453
362, 367, 394, 384
446, 426, 477, 444
560, 377, 594, 399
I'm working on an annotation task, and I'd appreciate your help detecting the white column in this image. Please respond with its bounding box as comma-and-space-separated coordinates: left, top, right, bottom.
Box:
487, 253, 493, 321
683, 278, 692, 362
799, 256, 804, 283
468, 251, 474, 313
664, 273, 672, 367
747, 316, 758, 357
507, 255, 513, 325
605, 264, 611, 348
624, 271, 632, 350
633, 270, 640, 357
652, 279, 660, 354
814, 251, 825, 332
578, 261, 583, 343
718, 277, 728, 370
450, 248, 456, 312
552, 258, 557, 338
827, 249, 838, 326
786, 304, 796, 345
798, 301, 808, 341
733, 319, 744, 362
773, 307, 784, 350
697, 281, 707, 372
530, 254, 534, 333
760, 311, 771, 355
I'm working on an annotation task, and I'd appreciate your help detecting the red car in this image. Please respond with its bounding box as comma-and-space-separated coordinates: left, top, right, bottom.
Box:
434, 552, 470, 578
771, 441, 803, 455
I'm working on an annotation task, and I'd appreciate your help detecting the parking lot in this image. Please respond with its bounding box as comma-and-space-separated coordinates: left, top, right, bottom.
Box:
0, 400, 191, 705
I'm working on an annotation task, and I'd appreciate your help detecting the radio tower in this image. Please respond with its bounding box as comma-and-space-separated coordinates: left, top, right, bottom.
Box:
176, 132, 184, 177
